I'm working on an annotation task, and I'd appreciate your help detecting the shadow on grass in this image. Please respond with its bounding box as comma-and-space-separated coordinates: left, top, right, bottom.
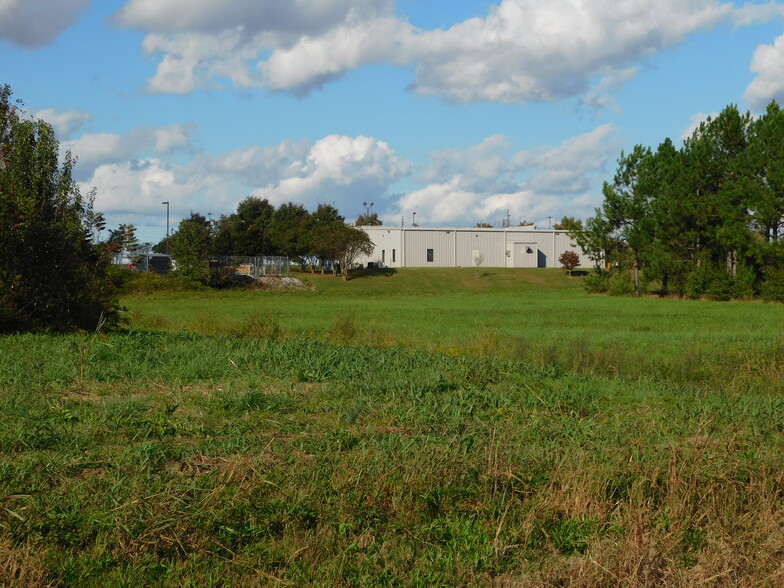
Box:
569, 270, 589, 277
349, 268, 398, 279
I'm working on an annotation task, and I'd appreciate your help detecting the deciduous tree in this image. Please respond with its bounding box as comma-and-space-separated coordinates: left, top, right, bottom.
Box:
558, 251, 581, 276
0, 86, 119, 331
170, 213, 212, 284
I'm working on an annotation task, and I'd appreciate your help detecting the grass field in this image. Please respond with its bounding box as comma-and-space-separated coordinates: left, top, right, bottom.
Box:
2, 268, 784, 585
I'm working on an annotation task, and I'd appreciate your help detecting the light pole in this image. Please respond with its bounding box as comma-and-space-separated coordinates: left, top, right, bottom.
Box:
412, 211, 416, 226
362, 201, 374, 217
162, 201, 170, 237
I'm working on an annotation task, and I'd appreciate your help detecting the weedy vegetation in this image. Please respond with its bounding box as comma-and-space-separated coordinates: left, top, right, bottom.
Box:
2, 268, 784, 586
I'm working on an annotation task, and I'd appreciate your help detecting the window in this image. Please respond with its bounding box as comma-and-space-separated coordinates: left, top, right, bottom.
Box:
426, 248, 434, 262
392, 249, 396, 262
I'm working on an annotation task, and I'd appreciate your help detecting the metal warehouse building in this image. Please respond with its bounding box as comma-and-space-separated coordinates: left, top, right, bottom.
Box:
356, 226, 593, 269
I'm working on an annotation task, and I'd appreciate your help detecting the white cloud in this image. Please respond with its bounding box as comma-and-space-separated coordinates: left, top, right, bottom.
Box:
254, 135, 411, 209
403, 0, 731, 104
34, 108, 91, 139
580, 68, 640, 112
0, 0, 89, 48
392, 124, 620, 226
261, 18, 410, 94
115, 0, 774, 105
65, 123, 196, 176
88, 159, 196, 215
141, 30, 267, 93
117, 0, 398, 94
732, 2, 784, 26
744, 34, 784, 110
76, 129, 410, 236
420, 135, 512, 191
518, 124, 619, 195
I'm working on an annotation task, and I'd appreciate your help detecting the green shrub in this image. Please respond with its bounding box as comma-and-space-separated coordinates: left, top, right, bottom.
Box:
607, 269, 635, 296
731, 264, 757, 300
583, 269, 610, 294
686, 262, 732, 301
760, 266, 784, 302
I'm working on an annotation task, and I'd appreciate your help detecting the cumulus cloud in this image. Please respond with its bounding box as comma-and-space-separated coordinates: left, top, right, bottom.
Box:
253, 135, 411, 209
116, 0, 398, 94
140, 30, 267, 93
744, 34, 784, 110
0, 0, 90, 48
34, 108, 91, 139
393, 124, 619, 227
76, 129, 410, 237
403, 0, 731, 104
65, 123, 196, 177
114, 0, 779, 104
260, 18, 410, 94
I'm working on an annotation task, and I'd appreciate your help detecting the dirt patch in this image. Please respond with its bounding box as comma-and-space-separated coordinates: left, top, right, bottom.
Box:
251, 276, 314, 291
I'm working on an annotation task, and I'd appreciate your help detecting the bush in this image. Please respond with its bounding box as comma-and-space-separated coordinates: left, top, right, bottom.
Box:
760, 266, 784, 302
558, 251, 581, 275
686, 262, 732, 301
583, 269, 610, 294
731, 264, 757, 300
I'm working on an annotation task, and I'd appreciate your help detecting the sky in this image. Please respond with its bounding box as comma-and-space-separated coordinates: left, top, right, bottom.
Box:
4, 0, 784, 245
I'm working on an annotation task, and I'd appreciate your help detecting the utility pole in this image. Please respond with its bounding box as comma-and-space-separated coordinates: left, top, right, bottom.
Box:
412, 211, 416, 226
162, 201, 170, 237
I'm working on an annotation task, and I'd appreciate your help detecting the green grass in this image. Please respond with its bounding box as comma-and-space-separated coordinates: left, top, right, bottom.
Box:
125, 268, 784, 389
2, 268, 784, 585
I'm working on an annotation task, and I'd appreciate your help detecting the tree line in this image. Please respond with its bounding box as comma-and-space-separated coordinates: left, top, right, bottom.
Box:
574, 101, 784, 301
155, 198, 374, 283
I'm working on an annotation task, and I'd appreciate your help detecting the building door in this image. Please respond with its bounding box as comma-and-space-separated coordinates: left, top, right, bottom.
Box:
513, 243, 538, 268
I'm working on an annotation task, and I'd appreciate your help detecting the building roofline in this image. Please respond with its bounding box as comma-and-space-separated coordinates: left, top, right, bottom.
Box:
356, 225, 574, 233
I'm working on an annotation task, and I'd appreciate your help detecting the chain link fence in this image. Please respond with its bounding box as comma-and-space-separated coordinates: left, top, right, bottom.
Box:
210, 256, 290, 277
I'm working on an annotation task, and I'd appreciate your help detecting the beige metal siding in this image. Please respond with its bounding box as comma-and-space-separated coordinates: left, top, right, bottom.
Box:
405, 229, 455, 267
455, 230, 506, 267
357, 228, 404, 267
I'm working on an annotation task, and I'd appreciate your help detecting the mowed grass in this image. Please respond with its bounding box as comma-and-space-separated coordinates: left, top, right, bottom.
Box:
1, 268, 784, 585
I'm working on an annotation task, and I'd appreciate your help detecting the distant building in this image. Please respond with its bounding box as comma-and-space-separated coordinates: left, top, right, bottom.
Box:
355, 226, 593, 269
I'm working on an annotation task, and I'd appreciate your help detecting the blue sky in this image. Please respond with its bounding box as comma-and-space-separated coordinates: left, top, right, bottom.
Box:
4, 0, 784, 245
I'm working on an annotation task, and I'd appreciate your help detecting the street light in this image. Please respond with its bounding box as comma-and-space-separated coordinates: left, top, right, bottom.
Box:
162, 201, 170, 237
362, 201, 374, 217
412, 211, 416, 226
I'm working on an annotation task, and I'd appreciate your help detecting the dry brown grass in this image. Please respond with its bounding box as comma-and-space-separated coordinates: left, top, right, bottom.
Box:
0, 539, 50, 587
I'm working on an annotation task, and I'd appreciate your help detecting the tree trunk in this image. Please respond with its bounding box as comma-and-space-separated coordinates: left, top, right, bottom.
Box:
633, 256, 640, 296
